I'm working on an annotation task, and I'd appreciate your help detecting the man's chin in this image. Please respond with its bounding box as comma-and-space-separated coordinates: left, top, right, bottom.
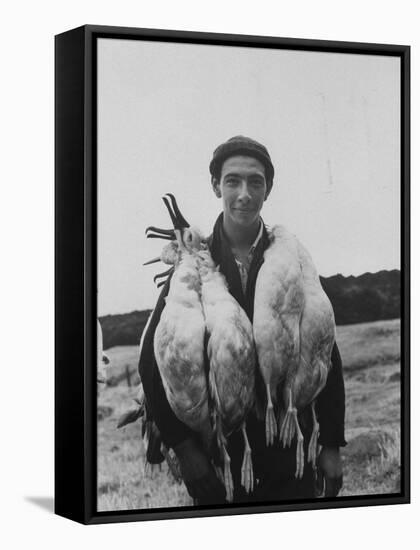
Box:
231, 212, 258, 226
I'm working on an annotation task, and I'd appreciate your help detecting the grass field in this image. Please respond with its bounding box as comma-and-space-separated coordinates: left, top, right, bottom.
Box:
97, 318, 401, 511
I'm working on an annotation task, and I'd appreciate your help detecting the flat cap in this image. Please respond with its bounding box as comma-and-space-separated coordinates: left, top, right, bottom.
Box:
209, 135, 274, 190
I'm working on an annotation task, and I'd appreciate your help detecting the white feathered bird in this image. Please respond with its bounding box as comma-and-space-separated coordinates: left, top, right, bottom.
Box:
253, 225, 304, 447
253, 225, 335, 478
150, 194, 213, 448
280, 236, 336, 474
197, 246, 256, 501
146, 195, 257, 500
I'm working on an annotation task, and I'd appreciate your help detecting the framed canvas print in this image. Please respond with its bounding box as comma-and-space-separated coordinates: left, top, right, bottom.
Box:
55, 25, 410, 524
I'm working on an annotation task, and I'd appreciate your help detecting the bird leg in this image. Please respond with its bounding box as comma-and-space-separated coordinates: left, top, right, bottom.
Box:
307, 401, 320, 469
209, 369, 222, 410
222, 443, 233, 503
279, 388, 305, 477
279, 388, 296, 448
214, 465, 225, 485
265, 383, 277, 446
293, 410, 305, 479
216, 416, 233, 502
241, 423, 254, 494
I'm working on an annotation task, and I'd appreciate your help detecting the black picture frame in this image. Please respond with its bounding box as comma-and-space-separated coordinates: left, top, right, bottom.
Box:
55, 24, 410, 525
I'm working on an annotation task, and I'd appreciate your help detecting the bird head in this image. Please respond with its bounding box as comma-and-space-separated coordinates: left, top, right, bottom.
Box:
145, 193, 204, 254
144, 194, 204, 287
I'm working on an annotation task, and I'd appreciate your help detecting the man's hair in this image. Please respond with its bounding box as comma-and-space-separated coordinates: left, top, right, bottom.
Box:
209, 135, 275, 192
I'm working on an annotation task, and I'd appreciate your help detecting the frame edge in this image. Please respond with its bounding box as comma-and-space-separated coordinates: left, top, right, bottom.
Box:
55, 25, 88, 525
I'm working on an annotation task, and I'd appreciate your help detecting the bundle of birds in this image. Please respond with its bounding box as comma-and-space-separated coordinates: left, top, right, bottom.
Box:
253, 225, 336, 478
145, 194, 256, 501
145, 199, 335, 487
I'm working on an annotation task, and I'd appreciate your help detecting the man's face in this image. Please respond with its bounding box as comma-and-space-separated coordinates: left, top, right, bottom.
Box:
212, 155, 270, 228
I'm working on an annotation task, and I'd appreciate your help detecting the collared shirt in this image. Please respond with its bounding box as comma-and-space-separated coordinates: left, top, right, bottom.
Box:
232, 220, 264, 293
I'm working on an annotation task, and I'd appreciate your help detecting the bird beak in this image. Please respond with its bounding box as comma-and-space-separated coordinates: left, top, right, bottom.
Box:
143, 194, 190, 265
145, 226, 176, 240
162, 193, 190, 230
153, 266, 174, 284
143, 256, 161, 266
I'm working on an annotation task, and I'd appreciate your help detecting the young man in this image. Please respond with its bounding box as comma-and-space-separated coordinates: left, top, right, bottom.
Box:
139, 136, 346, 505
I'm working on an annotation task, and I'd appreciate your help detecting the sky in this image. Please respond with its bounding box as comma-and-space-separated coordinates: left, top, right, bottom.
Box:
97, 38, 400, 316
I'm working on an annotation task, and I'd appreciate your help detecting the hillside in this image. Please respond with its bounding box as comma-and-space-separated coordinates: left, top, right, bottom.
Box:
320, 269, 400, 325
100, 309, 152, 350
100, 269, 400, 350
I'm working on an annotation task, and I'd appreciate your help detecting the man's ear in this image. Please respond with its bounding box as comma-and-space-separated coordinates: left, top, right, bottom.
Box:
264, 182, 272, 201
211, 177, 222, 198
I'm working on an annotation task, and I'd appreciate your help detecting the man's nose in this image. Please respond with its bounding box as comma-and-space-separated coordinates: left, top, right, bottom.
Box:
238, 182, 251, 202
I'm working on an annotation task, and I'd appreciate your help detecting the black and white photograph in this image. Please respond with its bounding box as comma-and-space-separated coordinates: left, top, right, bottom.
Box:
95, 33, 405, 514
3, 0, 420, 542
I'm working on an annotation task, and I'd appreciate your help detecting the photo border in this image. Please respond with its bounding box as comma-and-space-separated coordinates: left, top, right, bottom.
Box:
55, 24, 410, 525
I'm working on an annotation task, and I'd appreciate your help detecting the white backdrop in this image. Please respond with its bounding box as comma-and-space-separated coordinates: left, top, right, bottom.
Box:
97, 39, 400, 316
1, 1, 417, 549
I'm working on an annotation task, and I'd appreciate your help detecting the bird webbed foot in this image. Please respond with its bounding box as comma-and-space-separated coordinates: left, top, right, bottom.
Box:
222, 445, 234, 502
265, 383, 277, 446
295, 430, 305, 479
279, 408, 296, 448
215, 414, 234, 502
307, 403, 320, 469
240, 423, 254, 494
279, 394, 305, 478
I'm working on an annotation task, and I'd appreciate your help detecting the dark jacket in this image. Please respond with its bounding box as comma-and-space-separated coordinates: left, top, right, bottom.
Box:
138, 214, 346, 484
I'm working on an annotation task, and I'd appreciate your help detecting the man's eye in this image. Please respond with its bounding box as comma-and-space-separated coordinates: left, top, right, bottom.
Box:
250, 179, 263, 186
226, 178, 240, 186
